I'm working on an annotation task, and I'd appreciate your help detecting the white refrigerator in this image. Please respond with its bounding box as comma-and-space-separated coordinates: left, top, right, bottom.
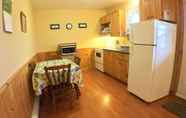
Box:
128, 20, 177, 102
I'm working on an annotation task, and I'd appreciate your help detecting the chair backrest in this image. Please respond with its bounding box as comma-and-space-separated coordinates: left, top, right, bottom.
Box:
28, 62, 36, 94
74, 56, 81, 66
44, 64, 71, 87
29, 63, 36, 73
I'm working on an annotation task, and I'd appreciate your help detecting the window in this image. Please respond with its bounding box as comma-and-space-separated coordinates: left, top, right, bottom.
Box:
126, 4, 140, 33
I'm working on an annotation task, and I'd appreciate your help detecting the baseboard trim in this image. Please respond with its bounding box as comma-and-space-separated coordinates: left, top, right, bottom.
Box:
176, 92, 186, 100
32, 96, 40, 118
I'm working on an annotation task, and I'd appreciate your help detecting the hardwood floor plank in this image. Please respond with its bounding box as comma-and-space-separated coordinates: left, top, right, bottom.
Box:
39, 69, 178, 118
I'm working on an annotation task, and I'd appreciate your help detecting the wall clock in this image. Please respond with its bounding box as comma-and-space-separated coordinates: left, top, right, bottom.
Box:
66, 23, 73, 30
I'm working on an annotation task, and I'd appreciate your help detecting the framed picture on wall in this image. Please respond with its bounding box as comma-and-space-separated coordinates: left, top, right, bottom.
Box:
78, 23, 87, 28
20, 12, 27, 33
50, 24, 60, 30
2, 0, 13, 33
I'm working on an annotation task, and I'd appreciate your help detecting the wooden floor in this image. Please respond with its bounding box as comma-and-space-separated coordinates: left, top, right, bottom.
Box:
39, 69, 178, 118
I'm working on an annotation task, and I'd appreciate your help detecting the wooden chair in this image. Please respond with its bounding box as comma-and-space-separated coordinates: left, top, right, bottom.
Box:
44, 64, 80, 107
74, 56, 81, 66
28, 63, 36, 72
28, 62, 36, 97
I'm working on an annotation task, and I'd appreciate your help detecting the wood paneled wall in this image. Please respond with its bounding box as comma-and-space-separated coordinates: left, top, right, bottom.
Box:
0, 55, 37, 118
36, 48, 95, 71
170, 0, 184, 94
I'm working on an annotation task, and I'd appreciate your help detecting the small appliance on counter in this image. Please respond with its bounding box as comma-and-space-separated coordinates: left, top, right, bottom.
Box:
58, 43, 77, 60
95, 48, 104, 72
100, 22, 111, 35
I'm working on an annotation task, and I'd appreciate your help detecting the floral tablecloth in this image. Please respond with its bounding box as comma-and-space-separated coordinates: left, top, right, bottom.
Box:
32, 59, 83, 96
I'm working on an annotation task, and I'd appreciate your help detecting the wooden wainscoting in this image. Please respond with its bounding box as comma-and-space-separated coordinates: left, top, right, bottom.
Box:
0, 48, 95, 117
36, 48, 95, 71
76, 48, 95, 70
0, 55, 36, 118
36, 51, 61, 62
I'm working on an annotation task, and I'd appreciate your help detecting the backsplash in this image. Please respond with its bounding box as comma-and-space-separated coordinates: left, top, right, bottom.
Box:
104, 36, 129, 49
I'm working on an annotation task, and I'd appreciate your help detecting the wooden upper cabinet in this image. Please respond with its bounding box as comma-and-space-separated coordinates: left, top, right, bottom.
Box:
111, 9, 125, 36
140, 0, 155, 21
111, 11, 120, 36
100, 9, 125, 37
162, 0, 177, 22
154, 0, 163, 20
100, 15, 111, 24
140, 0, 177, 22
140, 0, 162, 21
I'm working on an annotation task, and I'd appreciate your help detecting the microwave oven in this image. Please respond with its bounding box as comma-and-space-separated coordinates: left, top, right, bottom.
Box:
58, 43, 77, 56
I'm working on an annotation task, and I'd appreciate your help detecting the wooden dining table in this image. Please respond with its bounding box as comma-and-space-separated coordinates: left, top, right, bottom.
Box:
32, 59, 83, 96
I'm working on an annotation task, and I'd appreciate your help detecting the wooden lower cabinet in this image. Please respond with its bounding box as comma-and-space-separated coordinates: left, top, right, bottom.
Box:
104, 50, 129, 84
104, 51, 113, 75
119, 61, 129, 83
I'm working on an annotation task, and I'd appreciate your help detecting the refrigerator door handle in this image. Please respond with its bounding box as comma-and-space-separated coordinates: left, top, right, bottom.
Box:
133, 43, 157, 46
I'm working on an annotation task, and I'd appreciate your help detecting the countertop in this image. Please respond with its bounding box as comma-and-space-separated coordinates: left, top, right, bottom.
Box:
103, 47, 129, 54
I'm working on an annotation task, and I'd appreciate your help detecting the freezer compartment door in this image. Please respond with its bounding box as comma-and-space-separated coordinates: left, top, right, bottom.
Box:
128, 44, 156, 102
130, 20, 156, 45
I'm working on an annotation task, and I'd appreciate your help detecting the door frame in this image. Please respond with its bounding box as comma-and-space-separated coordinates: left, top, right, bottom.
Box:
170, 0, 185, 94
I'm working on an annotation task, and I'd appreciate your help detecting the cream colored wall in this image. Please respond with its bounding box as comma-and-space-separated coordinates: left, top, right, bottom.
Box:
0, 0, 36, 87
125, 0, 139, 9
177, 0, 186, 99
34, 9, 109, 52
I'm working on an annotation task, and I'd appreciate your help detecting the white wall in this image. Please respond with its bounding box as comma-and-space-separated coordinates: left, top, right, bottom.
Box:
176, 0, 186, 99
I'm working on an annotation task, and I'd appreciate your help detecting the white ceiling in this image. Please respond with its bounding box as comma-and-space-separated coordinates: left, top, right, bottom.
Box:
32, 0, 127, 10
